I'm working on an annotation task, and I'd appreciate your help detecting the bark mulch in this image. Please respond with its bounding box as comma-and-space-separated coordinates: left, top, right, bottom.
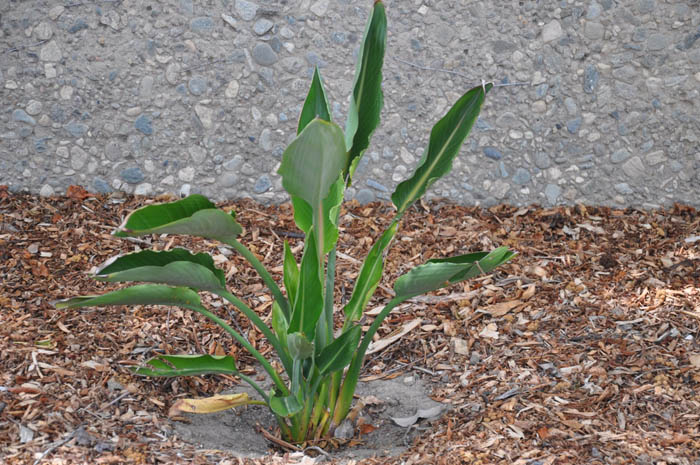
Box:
1, 185, 699, 464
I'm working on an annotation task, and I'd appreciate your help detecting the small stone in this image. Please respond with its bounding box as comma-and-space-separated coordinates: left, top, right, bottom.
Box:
161, 175, 175, 186
25, 100, 42, 115
134, 183, 153, 196
180, 184, 192, 197
622, 156, 645, 179
194, 104, 214, 129
647, 33, 669, 51
188, 76, 207, 95
645, 150, 666, 166
587, 2, 602, 19
280, 26, 294, 39
179, 0, 194, 15
470, 351, 482, 364
39, 184, 55, 196
139, 76, 154, 99
190, 17, 214, 33
483, 147, 503, 160
12, 109, 36, 125
189, 146, 207, 164
64, 121, 88, 137
611, 148, 630, 163
366, 179, 389, 193
566, 117, 582, 134
235, 0, 258, 21
70, 146, 88, 170
224, 155, 244, 171
253, 174, 271, 193
355, 188, 375, 204
564, 97, 578, 115
93, 178, 111, 193
259, 128, 272, 151
179, 167, 196, 182
39, 40, 62, 62
225, 80, 239, 98
531, 101, 546, 113
534, 152, 551, 169
334, 420, 354, 440
253, 18, 274, 35
512, 168, 531, 185
222, 14, 237, 29
120, 167, 145, 184
252, 43, 278, 66
60, 86, 73, 100
584, 22, 605, 41
165, 63, 181, 85
544, 184, 562, 205
614, 182, 634, 195
583, 65, 599, 94
48, 5, 65, 20
134, 114, 153, 135
34, 22, 53, 40
310, 0, 329, 17
637, 0, 655, 14
69, 19, 89, 34
219, 172, 238, 187
541, 20, 563, 43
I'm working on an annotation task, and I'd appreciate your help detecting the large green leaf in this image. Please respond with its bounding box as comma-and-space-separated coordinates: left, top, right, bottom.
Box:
345, 0, 387, 180
315, 325, 361, 376
393, 247, 515, 300
53, 284, 201, 309
94, 248, 226, 292
298, 67, 331, 134
391, 84, 492, 215
343, 222, 398, 322
114, 194, 242, 243
132, 354, 238, 377
288, 232, 323, 340
270, 393, 303, 417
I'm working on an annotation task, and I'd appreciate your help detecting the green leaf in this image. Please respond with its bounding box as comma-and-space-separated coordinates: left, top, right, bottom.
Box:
345, 0, 387, 179
291, 196, 312, 234
94, 248, 226, 292
279, 119, 348, 211
394, 247, 515, 300
298, 67, 332, 134
391, 84, 492, 215
114, 194, 242, 243
270, 393, 303, 417
287, 332, 314, 360
343, 222, 397, 322
288, 232, 323, 339
315, 325, 361, 376
271, 302, 289, 353
53, 284, 201, 309
132, 354, 238, 377
283, 241, 300, 304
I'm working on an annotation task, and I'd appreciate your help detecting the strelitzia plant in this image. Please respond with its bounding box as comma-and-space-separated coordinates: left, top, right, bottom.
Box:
54, 1, 514, 444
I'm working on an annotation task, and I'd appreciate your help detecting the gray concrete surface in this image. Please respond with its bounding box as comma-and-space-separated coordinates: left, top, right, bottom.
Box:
1, 0, 698, 208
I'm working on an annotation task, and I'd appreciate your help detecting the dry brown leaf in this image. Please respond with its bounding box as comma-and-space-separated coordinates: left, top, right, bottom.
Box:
366, 318, 421, 355
483, 300, 523, 317
168, 393, 263, 417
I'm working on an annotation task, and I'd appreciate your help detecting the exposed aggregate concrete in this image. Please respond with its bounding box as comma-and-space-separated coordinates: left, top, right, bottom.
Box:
1, 0, 699, 207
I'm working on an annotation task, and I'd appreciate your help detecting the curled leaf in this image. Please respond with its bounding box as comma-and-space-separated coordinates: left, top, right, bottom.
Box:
168, 393, 264, 417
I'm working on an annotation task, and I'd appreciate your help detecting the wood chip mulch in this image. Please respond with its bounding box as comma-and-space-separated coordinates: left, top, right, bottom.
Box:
1, 185, 699, 464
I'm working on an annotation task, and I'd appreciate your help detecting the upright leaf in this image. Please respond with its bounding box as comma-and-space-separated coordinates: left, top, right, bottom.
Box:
53, 284, 201, 309
132, 354, 238, 377
345, 1, 387, 180
298, 67, 332, 134
271, 302, 289, 353
287, 332, 314, 360
315, 325, 361, 376
394, 247, 515, 300
278, 119, 347, 259
114, 194, 242, 243
288, 232, 324, 339
283, 241, 300, 304
270, 394, 303, 417
94, 248, 226, 292
343, 222, 397, 322
392, 84, 492, 215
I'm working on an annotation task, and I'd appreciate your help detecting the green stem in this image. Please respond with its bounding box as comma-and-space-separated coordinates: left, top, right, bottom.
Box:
215, 290, 293, 376
182, 303, 289, 397
226, 238, 291, 319
332, 296, 405, 425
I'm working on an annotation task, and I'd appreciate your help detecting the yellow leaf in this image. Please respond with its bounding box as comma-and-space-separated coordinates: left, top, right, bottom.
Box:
168, 393, 264, 417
